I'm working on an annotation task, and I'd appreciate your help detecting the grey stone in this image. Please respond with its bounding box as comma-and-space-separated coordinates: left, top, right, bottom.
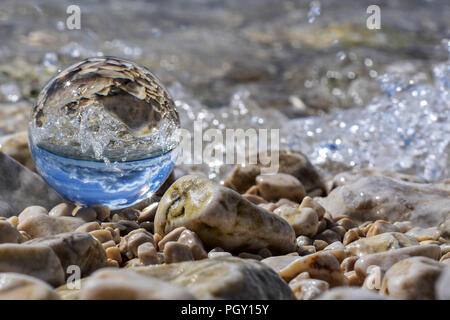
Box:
0, 151, 64, 218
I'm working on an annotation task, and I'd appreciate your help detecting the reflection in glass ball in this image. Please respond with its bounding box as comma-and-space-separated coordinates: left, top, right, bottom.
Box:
29, 57, 180, 209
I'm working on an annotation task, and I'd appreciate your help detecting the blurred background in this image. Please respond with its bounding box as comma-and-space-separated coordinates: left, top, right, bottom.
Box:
0, 0, 449, 182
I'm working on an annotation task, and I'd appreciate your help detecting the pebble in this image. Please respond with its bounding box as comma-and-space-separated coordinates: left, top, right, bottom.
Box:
157, 226, 187, 251
26, 232, 107, 278
238, 252, 263, 260
343, 228, 360, 245
72, 207, 97, 222
354, 244, 441, 278
133, 257, 296, 300
381, 256, 445, 299
223, 150, 326, 195
0, 272, 61, 300
78, 268, 196, 300
18, 214, 85, 239
289, 278, 329, 300
315, 229, 341, 244
366, 220, 400, 237
335, 217, 357, 231
163, 242, 194, 263
177, 229, 207, 260
48, 203, 75, 217
137, 202, 158, 223
345, 232, 419, 257
318, 176, 450, 228
17, 206, 47, 224
340, 256, 359, 272
0, 220, 24, 244
90, 229, 113, 243
262, 252, 347, 286
296, 235, 313, 246
405, 227, 442, 242
435, 266, 450, 299
273, 204, 319, 237
155, 175, 296, 254
119, 228, 154, 259
92, 205, 111, 222
0, 244, 64, 286
75, 222, 100, 233
105, 247, 122, 264
313, 239, 328, 251
440, 252, 450, 263
137, 242, 159, 265
318, 287, 387, 300
255, 173, 306, 202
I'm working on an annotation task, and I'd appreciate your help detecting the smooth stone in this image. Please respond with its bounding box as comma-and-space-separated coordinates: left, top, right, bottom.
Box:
345, 232, 419, 257
327, 168, 427, 192
0, 244, 64, 286
78, 268, 195, 300
273, 205, 319, 237
0, 272, 61, 300
26, 232, 107, 278
366, 220, 400, 237
223, 150, 326, 195
318, 176, 450, 228
177, 229, 207, 260
17, 206, 48, 224
262, 252, 347, 286
163, 242, 194, 263
318, 287, 387, 300
155, 175, 296, 254
256, 173, 306, 202
48, 203, 75, 217
354, 244, 441, 278
72, 207, 97, 222
57, 257, 295, 300
436, 266, 450, 300
18, 214, 85, 239
0, 220, 24, 244
381, 256, 446, 299
405, 227, 442, 242
119, 228, 154, 259
0, 151, 64, 218
289, 278, 329, 300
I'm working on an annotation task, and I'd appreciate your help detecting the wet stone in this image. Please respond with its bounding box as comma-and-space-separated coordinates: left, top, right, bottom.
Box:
0, 272, 61, 300
155, 175, 296, 254
26, 232, 107, 278
381, 256, 446, 299
345, 232, 419, 257
0, 244, 64, 286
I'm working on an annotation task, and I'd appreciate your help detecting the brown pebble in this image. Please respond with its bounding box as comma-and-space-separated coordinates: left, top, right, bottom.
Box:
75, 222, 101, 233
343, 229, 360, 246
340, 256, 359, 273
102, 240, 116, 250
163, 241, 194, 263
138, 242, 159, 265
137, 203, 158, 223
92, 205, 110, 222
72, 207, 97, 222
177, 229, 207, 260
242, 194, 267, 205
105, 246, 122, 264
238, 252, 263, 260
336, 217, 357, 231
139, 221, 154, 233
313, 240, 328, 251
157, 227, 186, 251
119, 208, 139, 221
48, 203, 75, 217
18, 206, 47, 224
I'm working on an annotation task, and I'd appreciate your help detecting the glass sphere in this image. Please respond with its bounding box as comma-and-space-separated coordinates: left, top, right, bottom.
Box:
29, 57, 180, 209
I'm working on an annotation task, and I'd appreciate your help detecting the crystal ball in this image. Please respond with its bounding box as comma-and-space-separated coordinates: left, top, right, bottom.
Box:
28, 57, 180, 209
